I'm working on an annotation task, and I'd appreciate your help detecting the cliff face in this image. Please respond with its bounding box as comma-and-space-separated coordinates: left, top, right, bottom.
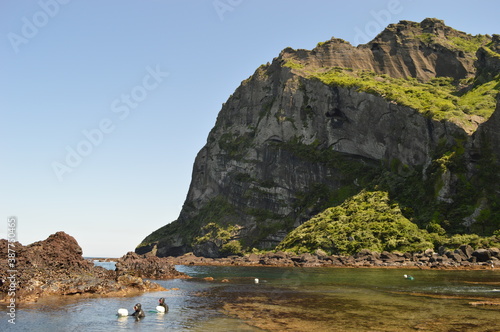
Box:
137, 19, 500, 257
288, 18, 478, 82
473, 93, 500, 170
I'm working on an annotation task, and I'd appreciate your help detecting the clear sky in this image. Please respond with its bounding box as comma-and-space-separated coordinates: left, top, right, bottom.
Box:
1, 0, 499, 257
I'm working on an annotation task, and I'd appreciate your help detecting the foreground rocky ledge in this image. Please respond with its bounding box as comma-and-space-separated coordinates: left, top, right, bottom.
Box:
0, 232, 186, 303
166, 246, 500, 269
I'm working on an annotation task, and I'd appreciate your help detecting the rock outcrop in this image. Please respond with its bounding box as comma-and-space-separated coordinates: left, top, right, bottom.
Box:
474, 94, 500, 161
115, 251, 186, 279
137, 19, 500, 258
285, 18, 478, 82
0, 232, 184, 303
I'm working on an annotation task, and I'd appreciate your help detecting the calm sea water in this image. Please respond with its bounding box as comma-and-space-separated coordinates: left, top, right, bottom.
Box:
2, 265, 499, 331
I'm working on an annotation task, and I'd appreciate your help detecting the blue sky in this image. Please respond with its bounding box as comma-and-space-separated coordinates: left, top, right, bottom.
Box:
1, 0, 499, 257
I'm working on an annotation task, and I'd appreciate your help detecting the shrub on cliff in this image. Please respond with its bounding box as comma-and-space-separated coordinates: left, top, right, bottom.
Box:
220, 240, 243, 256
277, 190, 434, 255
193, 222, 242, 257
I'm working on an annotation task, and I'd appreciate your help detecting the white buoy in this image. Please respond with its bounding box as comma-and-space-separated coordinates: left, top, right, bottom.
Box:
156, 305, 166, 313
117, 308, 129, 317
254, 278, 259, 284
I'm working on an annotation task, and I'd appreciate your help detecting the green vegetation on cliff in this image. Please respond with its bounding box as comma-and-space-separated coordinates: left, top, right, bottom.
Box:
308, 68, 500, 126
137, 196, 237, 250
194, 222, 243, 256
415, 33, 490, 53
275, 136, 500, 239
283, 59, 305, 69
277, 190, 500, 255
277, 191, 434, 255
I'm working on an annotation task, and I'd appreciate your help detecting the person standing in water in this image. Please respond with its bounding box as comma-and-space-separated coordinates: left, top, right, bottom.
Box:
130, 303, 145, 320
158, 297, 169, 313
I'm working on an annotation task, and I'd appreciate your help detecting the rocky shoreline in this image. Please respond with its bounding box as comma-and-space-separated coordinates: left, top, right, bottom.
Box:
2, 231, 498, 304
166, 246, 500, 270
0, 232, 186, 303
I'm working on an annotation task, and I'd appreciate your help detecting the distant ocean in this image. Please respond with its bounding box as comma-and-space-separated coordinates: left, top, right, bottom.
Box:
91, 259, 117, 271
2, 265, 499, 331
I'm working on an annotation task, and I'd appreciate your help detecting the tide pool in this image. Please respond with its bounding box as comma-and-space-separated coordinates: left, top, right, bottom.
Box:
1, 266, 499, 331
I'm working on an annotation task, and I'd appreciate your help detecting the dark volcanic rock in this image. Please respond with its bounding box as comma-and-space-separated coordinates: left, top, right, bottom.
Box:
459, 244, 474, 258
193, 241, 220, 258
167, 246, 500, 269
115, 252, 186, 279
355, 249, 381, 261
446, 251, 464, 262
474, 94, 500, 163
472, 249, 492, 262
0, 232, 184, 303
380, 251, 405, 263
489, 248, 500, 259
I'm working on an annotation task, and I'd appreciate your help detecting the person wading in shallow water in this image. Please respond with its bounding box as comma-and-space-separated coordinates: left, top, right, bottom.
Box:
158, 297, 169, 313
130, 303, 145, 320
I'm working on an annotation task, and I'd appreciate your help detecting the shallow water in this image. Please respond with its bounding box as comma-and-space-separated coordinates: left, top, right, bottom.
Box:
1, 266, 499, 331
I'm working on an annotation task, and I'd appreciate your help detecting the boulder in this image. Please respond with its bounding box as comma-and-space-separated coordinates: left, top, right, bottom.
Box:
193, 241, 220, 258
299, 253, 318, 263
314, 249, 328, 258
488, 248, 500, 259
438, 246, 447, 255
459, 245, 474, 258
454, 248, 468, 261
269, 251, 289, 260
423, 249, 435, 257
355, 249, 380, 261
471, 249, 491, 262
380, 251, 405, 263
446, 251, 463, 262
244, 253, 261, 263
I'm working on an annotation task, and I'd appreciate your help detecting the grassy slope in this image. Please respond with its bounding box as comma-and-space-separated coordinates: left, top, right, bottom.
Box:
308, 68, 499, 131
277, 191, 434, 255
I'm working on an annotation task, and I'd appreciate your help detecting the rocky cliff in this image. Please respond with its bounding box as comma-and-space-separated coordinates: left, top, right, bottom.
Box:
137, 18, 500, 258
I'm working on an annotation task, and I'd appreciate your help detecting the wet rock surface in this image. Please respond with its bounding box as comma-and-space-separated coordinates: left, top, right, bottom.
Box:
0, 232, 185, 303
